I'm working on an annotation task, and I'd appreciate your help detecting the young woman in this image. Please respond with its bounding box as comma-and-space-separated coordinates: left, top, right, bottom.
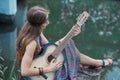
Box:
16, 6, 112, 80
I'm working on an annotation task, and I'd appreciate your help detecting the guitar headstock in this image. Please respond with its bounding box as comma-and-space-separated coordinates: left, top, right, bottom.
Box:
76, 11, 89, 27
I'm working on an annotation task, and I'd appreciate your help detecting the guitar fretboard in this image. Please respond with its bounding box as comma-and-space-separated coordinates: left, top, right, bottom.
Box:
51, 11, 89, 58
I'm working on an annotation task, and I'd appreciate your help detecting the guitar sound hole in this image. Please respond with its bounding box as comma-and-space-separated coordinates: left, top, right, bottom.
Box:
48, 55, 55, 63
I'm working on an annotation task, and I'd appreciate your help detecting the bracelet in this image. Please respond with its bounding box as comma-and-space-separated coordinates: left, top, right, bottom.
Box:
38, 67, 43, 75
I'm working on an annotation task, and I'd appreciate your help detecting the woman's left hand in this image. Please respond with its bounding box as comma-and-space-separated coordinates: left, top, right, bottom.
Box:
73, 25, 81, 36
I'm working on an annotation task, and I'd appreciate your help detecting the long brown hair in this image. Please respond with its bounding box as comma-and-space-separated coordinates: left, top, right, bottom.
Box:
16, 6, 49, 64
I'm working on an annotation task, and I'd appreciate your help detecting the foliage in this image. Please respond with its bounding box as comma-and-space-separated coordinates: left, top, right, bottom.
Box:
0, 56, 7, 80
0, 56, 21, 80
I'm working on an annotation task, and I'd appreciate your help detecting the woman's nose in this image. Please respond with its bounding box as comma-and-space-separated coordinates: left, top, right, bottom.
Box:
46, 20, 49, 24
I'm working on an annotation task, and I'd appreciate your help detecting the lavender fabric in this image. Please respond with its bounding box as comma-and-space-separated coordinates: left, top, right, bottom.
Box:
55, 39, 80, 80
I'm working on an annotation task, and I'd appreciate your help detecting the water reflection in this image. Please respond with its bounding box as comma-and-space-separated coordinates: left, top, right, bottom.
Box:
61, 0, 75, 16
0, 23, 16, 61
61, 0, 120, 80
0, 0, 27, 79
0, 0, 27, 61
15, 0, 27, 32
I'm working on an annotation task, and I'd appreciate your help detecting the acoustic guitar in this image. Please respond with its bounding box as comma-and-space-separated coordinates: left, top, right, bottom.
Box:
30, 11, 89, 80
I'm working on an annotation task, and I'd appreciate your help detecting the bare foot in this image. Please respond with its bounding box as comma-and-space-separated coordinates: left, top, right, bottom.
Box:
102, 59, 112, 67
82, 58, 113, 70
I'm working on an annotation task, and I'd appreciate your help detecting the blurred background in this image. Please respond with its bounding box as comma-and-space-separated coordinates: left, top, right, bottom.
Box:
0, 0, 120, 80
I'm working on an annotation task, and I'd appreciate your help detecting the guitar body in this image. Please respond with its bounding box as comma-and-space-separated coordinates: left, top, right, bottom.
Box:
30, 42, 64, 80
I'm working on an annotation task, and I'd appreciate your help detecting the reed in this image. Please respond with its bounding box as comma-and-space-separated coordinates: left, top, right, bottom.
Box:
0, 56, 21, 80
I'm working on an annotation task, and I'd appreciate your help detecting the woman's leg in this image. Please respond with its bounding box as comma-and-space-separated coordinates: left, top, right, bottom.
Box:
79, 53, 112, 67
75, 48, 112, 67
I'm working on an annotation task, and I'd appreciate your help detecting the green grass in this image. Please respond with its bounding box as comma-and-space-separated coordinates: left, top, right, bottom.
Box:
0, 56, 21, 80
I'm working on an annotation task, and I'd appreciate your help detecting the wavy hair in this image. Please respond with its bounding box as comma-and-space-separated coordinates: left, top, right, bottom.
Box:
16, 6, 49, 64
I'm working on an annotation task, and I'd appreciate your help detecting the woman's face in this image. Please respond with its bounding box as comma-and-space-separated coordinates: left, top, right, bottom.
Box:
41, 15, 49, 29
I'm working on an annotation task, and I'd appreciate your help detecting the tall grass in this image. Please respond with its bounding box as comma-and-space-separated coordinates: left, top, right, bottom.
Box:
0, 56, 21, 80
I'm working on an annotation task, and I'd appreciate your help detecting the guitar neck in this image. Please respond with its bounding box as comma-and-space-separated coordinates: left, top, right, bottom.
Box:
52, 11, 89, 57
53, 25, 79, 57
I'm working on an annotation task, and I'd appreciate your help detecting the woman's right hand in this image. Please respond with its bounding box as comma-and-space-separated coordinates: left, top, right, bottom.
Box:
44, 59, 63, 73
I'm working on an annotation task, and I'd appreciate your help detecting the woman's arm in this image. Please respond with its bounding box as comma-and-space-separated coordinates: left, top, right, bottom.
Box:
21, 40, 62, 76
21, 40, 40, 76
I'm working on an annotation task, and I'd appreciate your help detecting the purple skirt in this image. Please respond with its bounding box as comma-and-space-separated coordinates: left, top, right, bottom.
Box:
55, 39, 80, 80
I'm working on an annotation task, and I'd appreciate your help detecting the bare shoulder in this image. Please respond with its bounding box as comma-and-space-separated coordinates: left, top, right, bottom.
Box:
26, 40, 37, 50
